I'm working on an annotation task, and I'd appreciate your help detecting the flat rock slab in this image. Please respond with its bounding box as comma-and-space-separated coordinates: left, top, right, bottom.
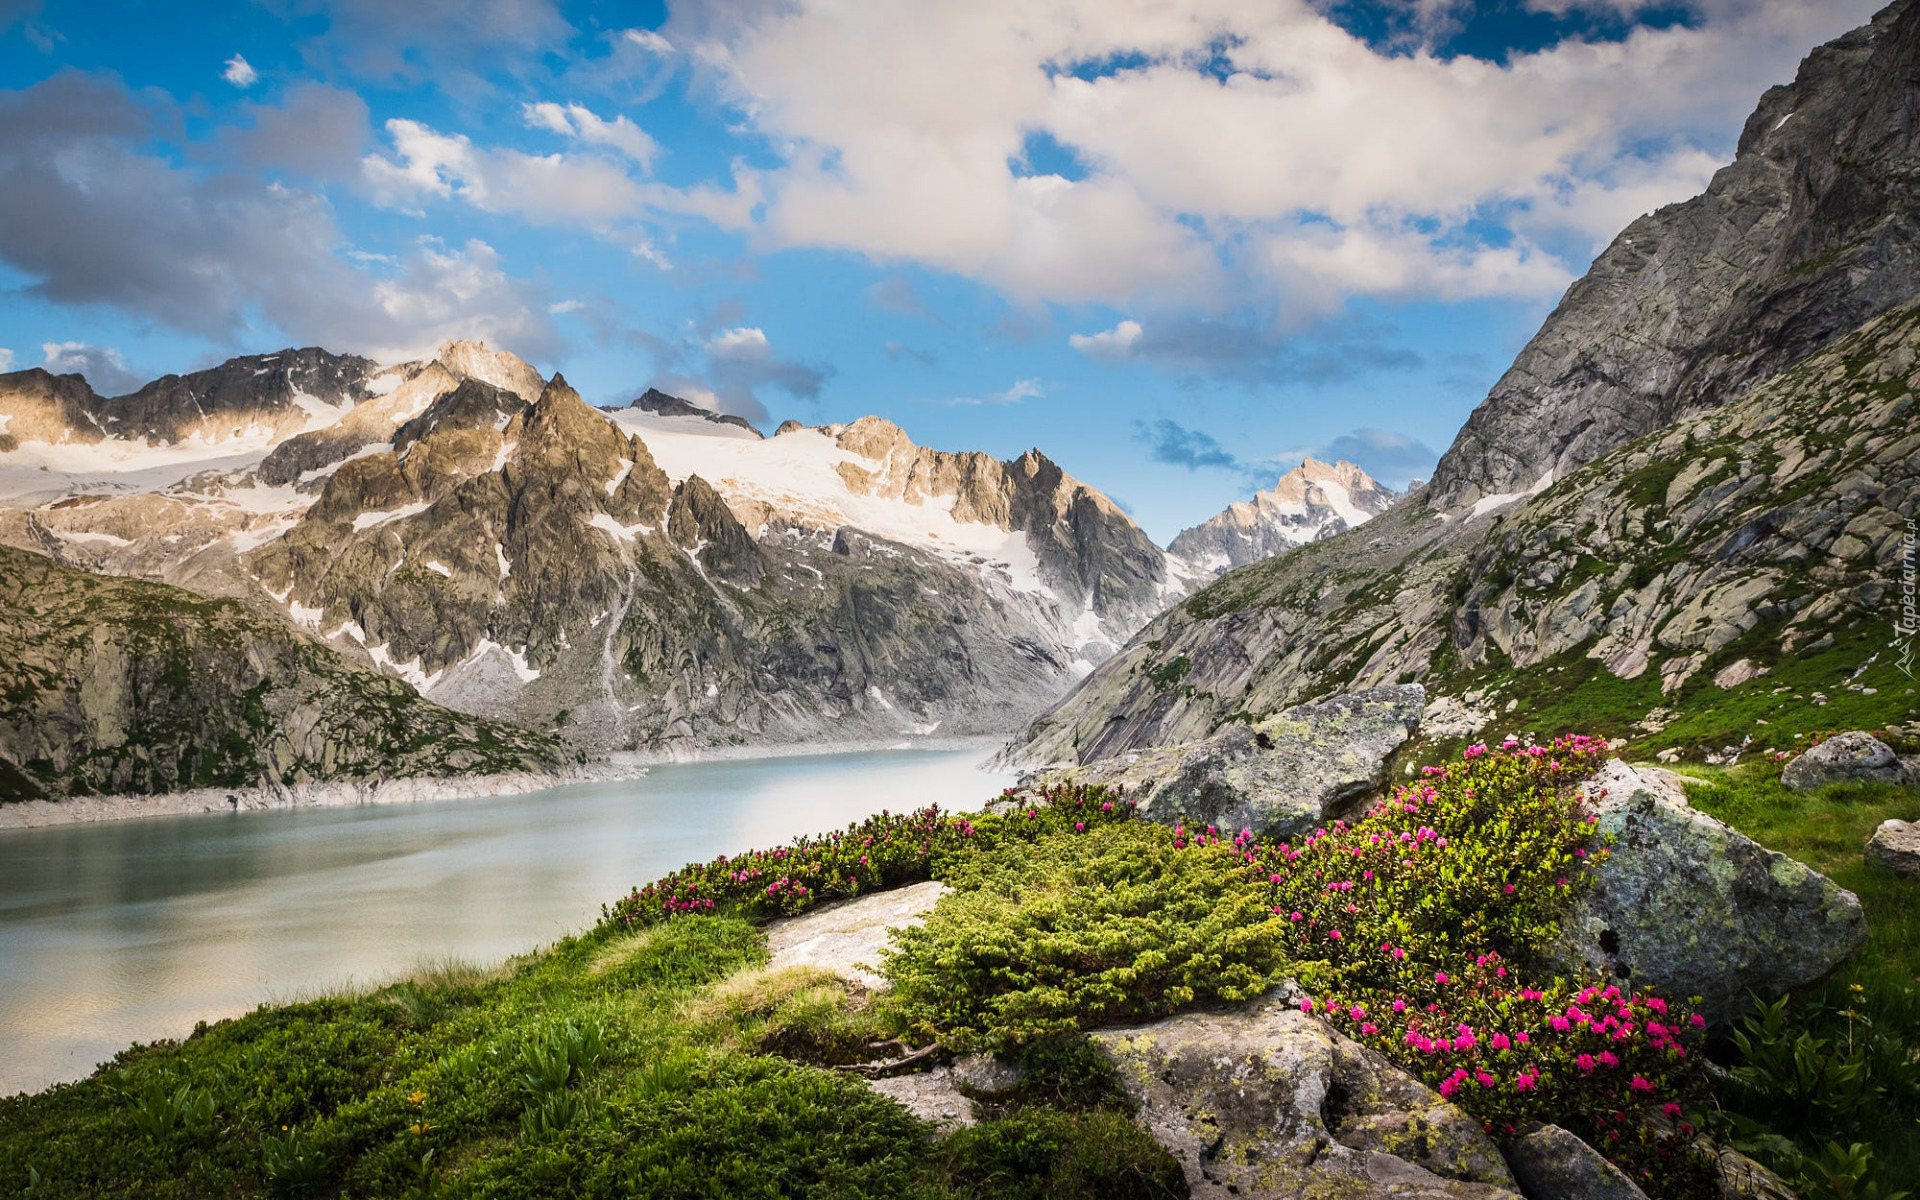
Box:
1030, 685, 1425, 838
1867, 819, 1920, 875
1557, 760, 1866, 1027
763, 880, 948, 989
1091, 1000, 1518, 1200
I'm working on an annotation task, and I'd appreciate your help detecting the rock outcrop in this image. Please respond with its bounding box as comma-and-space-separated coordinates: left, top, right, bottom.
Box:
1866, 818, 1920, 875
1090, 1001, 1519, 1199
0, 545, 567, 802
1169, 458, 1399, 575
763, 881, 949, 989
1782, 731, 1919, 789
1428, 0, 1920, 512
1005, 1, 1920, 770
1022, 685, 1424, 835
1503, 1125, 1649, 1200
1555, 761, 1866, 1027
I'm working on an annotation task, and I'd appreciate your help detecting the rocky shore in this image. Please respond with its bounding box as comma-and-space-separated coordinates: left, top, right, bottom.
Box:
0, 758, 652, 830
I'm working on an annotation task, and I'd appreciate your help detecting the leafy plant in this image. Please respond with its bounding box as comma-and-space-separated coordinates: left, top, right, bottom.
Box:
520, 1090, 585, 1141
260, 1125, 330, 1196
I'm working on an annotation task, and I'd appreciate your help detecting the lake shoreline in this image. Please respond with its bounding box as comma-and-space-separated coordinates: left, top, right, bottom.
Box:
0, 736, 1011, 831
0, 761, 652, 831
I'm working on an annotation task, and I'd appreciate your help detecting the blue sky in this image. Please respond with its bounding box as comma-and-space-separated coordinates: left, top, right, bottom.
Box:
0, 0, 1880, 541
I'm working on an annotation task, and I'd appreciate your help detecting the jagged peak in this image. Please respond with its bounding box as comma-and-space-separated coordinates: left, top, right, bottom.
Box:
432, 339, 545, 404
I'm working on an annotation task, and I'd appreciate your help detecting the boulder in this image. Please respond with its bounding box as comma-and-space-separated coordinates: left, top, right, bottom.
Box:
1031, 685, 1425, 838
1866, 819, 1920, 875
867, 1068, 976, 1133
1504, 1125, 1648, 1200
1554, 761, 1866, 1027
762, 881, 948, 989
1090, 999, 1520, 1199
1781, 732, 1918, 790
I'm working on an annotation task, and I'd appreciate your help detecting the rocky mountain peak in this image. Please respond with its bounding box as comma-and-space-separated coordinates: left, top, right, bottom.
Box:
432, 339, 545, 404
627, 388, 763, 437
1167, 458, 1397, 574
1426, 0, 1920, 512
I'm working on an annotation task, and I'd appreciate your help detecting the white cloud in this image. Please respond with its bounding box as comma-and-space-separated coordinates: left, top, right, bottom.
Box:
521, 101, 658, 167
648, 0, 1878, 312
363, 118, 646, 225
222, 54, 258, 88
41, 341, 141, 393
709, 326, 769, 358
623, 28, 673, 55
1069, 319, 1143, 362
947, 377, 1043, 406
0, 347, 12, 372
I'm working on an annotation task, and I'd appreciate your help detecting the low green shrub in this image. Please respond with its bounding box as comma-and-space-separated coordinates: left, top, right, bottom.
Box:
929, 1108, 1186, 1200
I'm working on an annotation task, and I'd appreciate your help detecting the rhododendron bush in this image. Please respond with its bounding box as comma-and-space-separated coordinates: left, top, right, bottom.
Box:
605, 738, 1723, 1195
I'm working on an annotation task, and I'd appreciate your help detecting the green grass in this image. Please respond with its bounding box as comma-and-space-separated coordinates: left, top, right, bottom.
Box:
1665, 762, 1920, 1195
0, 908, 1179, 1198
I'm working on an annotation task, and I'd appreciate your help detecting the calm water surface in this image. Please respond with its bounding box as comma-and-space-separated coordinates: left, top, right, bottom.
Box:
0, 747, 1015, 1095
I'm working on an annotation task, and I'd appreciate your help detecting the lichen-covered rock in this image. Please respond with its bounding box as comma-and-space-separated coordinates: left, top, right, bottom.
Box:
762, 881, 948, 989
1028, 685, 1423, 838
1090, 1000, 1519, 1199
1504, 1125, 1648, 1200
867, 1067, 975, 1133
1554, 761, 1866, 1027
1866, 818, 1920, 875
1782, 732, 1918, 790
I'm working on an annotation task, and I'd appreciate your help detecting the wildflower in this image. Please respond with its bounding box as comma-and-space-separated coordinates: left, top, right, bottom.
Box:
1392, 999, 1407, 1013
1597, 1051, 1619, 1069
1577, 1054, 1596, 1073
1329, 929, 1343, 941
1301, 999, 1315, 1014
1350, 1005, 1366, 1020
1662, 1102, 1682, 1118
1630, 1076, 1655, 1093
1435, 972, 1449, 985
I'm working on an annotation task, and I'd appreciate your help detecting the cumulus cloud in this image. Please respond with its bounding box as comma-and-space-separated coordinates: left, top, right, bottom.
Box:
364, 118, 648, 226
708, 325, 769, 357
0, 72, 558, 365
522, 101, 658, 167
222, 54, 258, 87
649, 0, 1876, 314
1068, 319, 1143, 362
228, 82, 371, 178
41, 341, 141, 393
0, 347, 13, 371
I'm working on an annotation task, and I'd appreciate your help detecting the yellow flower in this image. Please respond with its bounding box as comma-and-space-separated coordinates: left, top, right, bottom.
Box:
410, 1123, 424, 1136
407, 1090, 427, 1107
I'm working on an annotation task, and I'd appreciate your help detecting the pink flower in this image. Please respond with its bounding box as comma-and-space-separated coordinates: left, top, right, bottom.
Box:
1515, 1032, 1531, 1045
1690, 1014, 1706, 1028
1328, 929, 1343, 941
1515, 1071, 1538, 1092
1576, 1054, 1596, 1074
1350, 1005, 1366, 1020
1392, 999, 1407, 1013
1361, 1023, 1379, 1035
1291, 911, 1304, 922
1301, 999, 1315, 1014
1549, 1016, 1571, 1032
1630, 1075, 1655, 1093
1489, 1033, 1511, 1050
1435, 972, 1449, 985
1662, 1103, 1682, 1118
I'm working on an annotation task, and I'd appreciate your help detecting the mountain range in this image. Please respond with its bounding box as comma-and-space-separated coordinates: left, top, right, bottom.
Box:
0, 332, 1404, 797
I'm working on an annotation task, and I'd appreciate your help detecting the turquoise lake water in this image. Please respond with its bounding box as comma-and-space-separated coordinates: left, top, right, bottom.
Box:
0, 747, 1015, 1096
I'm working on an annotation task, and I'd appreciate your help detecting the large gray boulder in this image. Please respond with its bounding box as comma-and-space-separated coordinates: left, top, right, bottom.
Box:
1554, 761, 1866, 1027
1867, 819, 1920, 875
1781, 731, 1918, 790
1090, 1000, 1519, 1199
1030, 685, 1424, 838
1504, 1125, 1648, 1200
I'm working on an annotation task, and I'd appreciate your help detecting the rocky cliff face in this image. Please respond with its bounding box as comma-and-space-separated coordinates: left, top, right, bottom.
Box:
1008, 1, 1920, 767
1168, 458, 1398, 574
0, 545, 566, 801
1429, 0, 1920, 512
241, 380, 1185, 753
1, 335, 1192, 758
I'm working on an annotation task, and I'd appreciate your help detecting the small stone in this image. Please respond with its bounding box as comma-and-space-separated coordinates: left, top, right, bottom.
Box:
1866, 819, 1920, 876
1505, 1124, 1649, 1200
